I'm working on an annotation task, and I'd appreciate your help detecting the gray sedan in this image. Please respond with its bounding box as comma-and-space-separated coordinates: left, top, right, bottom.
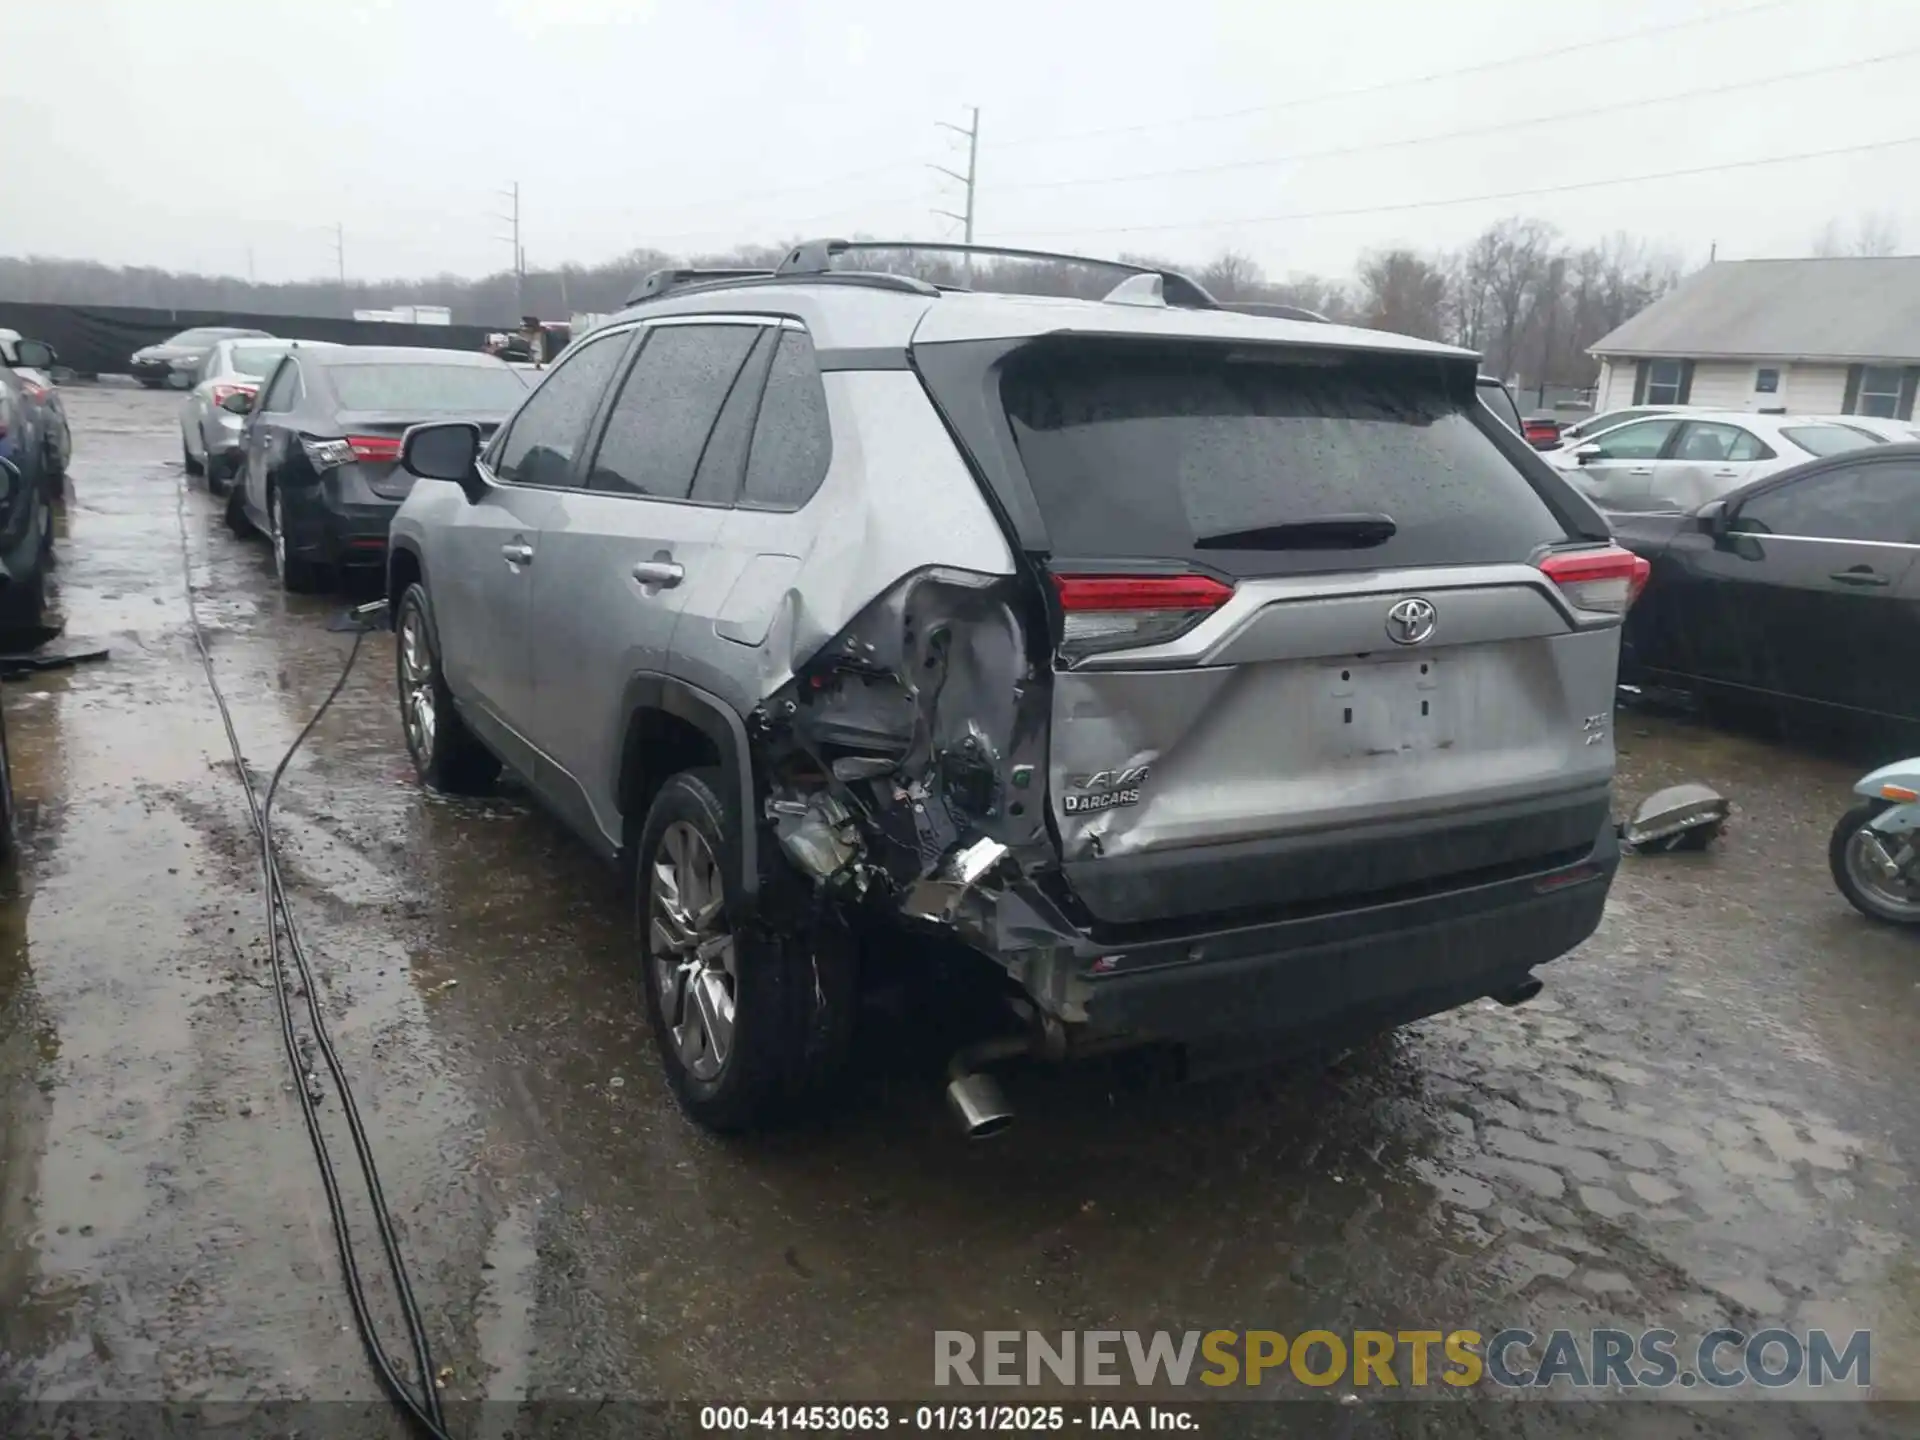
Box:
180, 338, 338, 489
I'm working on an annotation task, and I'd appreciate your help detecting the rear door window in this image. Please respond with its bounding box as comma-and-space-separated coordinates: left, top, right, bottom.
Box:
588, 324, 762, 501
1000, 342, 1569, 576
1477, 380, 1523, 436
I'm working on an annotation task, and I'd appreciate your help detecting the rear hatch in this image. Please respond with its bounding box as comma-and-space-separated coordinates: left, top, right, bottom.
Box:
329, 411, 504, 498
915, 330, 1630, 927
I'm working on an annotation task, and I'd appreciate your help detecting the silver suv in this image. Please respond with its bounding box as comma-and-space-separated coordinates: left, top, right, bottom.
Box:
387, 240, 1645, 1134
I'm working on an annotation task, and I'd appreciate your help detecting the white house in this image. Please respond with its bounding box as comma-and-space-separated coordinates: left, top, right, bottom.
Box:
1588, 256, 1920, 420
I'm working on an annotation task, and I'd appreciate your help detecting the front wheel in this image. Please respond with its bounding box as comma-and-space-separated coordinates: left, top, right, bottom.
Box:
1829, 800, 1920, 926
395, 583, 499, 794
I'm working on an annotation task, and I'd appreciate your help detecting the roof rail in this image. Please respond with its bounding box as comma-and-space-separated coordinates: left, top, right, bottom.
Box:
626, 267, 774, 306
775, 239, 1219, 310
1219, 300, 1332, 323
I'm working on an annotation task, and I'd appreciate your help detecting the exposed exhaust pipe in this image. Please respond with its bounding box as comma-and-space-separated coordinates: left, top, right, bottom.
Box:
1491, 975, 1544, 1008
945, 1035, 1030, 1139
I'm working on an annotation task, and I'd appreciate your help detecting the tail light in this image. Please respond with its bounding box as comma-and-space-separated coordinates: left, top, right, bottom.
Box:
347, 434, 401, 462
211, 383, 256, 408
20, 381, 48, 403
1537, 546, 1651, 615
1052, 573, 1236, 661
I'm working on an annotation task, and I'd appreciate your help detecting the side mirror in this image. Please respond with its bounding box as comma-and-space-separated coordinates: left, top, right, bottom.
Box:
220, 389, 255, 415
1573, 442, 1603, 465
13, 340, 55, 369
401, 421, 487, 502
1698, 500, 1730, 538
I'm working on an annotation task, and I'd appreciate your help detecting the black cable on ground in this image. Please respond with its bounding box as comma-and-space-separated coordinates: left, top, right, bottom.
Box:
175, 480, 453, 1440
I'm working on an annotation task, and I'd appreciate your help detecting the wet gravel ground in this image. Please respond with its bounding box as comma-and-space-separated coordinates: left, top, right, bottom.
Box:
1, 385, 1917, 1433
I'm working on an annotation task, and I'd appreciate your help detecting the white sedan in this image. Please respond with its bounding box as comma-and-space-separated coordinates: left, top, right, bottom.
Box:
1554, 410, 1883, 512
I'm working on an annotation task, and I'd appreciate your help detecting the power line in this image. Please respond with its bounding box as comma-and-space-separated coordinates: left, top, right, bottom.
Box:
986, 0, 1797, 151
990, 46, 1919, 195
1011, 135, 1920, 239
616, 2, 1797, 236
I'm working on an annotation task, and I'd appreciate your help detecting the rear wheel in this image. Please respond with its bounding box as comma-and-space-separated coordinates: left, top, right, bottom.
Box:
637, 768, 844, 1132
395, 583, 499, 794
1830, 800, 1920, 926
0, 702, 15, 865
182, 435, 203, 477
224, 479, 254, 536
268, 488, 326, 594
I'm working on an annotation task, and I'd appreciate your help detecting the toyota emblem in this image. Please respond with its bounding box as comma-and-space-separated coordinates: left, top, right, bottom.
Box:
1385, 597, 1437, 646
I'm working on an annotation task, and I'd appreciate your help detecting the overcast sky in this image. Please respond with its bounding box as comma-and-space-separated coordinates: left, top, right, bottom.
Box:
5, 0, 1917, 285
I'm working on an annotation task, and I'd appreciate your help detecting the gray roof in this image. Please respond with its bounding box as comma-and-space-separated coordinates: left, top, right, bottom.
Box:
1589, 256, 1920, 363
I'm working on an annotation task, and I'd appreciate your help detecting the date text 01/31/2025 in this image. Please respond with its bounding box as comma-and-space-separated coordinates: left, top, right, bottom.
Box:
700, 1404, 1198, 1431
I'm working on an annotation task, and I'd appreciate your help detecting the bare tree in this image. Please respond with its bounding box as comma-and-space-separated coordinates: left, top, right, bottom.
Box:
1198, 250, 1265, 302
1813, 213, 1903, 257
1356, 249, 1448, 339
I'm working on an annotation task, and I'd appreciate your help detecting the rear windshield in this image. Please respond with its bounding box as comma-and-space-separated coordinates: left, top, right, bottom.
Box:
326, 362, 529, 412
1001, 344, 1568, 576
1782, 424, 1880, 458
230, 344, 290, 378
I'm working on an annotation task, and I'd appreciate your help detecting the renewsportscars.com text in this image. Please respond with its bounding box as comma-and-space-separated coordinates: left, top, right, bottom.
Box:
934, 1328, 1872, 1391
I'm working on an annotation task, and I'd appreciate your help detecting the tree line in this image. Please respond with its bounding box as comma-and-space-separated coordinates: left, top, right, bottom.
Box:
0, 216, 1733, 391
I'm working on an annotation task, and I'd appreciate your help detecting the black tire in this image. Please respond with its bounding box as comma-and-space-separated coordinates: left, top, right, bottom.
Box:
636, 768, 839, 1132
0, 702, 16, 865
268, 487, 327, 594
182, 437, 203, 477
224, 480, 254, 536
394, 583, 499, 794
1829, 799, 1920, 926
205, 451, 230, 494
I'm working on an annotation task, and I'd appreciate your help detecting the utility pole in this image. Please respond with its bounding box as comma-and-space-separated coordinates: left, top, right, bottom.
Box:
331, 223, 346, 294
497, 182, 524, 316
931, 106, 980, 284
246, 246, 256, 285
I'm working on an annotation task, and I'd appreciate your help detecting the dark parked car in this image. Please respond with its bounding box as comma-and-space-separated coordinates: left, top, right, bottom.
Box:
131, 326, 273, 389
0, 329, 71, 494
1614, 442, 1920, 731
0, 372, 55, 643
226, 346, 529, 592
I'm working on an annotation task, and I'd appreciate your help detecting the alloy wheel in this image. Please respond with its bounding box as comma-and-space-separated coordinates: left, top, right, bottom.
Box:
270, 492, 286, 580
648, 820, 737, 1081
1845, 828, 1920, 922
397, 606, 437, 763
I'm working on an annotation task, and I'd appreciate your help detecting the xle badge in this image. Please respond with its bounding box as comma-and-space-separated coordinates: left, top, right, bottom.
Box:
1064, 764, 1152, 815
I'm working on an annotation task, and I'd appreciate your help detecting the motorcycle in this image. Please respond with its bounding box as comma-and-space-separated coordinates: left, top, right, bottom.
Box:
1829, 759, 1920, 926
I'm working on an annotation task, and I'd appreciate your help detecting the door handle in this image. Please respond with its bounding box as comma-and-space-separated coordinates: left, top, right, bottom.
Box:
1627, 466, 1654, 476
501, 542, 534, 566
1828, 569, 1889, 588
631, 560, 684, 588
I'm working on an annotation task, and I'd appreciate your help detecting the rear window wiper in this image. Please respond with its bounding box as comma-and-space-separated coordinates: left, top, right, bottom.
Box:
1193, 513, 1397, 550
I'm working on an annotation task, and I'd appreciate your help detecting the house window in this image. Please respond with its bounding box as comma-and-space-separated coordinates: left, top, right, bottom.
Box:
1856, 365, 1904, 418
1754, 367, 1779, 394
1645, 359, 1687, 405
